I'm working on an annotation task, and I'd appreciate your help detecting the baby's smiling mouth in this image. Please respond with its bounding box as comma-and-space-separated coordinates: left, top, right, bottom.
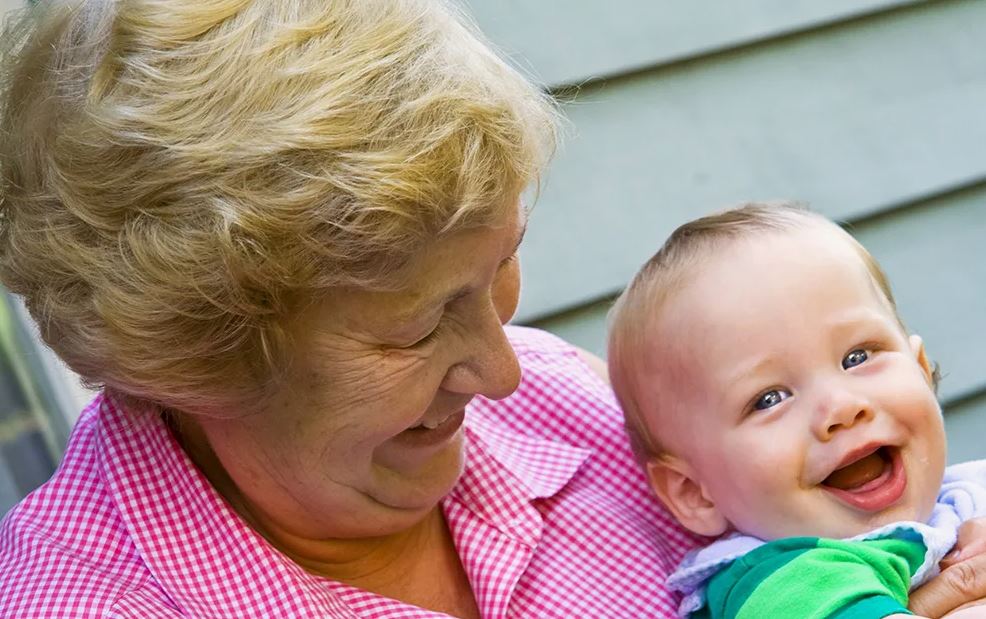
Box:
820, 446, 907, 512
822, 447, 891, 490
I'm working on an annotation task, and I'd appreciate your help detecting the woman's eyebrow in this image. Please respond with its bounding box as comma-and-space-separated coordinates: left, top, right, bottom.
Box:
441, 232, 522, 305
398, 218, 528, 322
509, 222, 528, 258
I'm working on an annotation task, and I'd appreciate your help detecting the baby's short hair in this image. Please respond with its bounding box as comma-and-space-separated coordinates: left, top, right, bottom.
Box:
607, 201, 908, 463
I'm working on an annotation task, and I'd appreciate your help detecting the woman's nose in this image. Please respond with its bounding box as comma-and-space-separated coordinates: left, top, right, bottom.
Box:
443, 311, 521, 401
812, 389, 874, 441
475, 327, 522, 400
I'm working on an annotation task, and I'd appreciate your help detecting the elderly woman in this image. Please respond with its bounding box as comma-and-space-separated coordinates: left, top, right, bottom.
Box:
1, 1, 984, 617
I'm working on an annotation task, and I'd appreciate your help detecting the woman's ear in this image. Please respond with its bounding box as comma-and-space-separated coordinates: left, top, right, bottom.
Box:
909, 334, 934, 384
646, 455, 728, 537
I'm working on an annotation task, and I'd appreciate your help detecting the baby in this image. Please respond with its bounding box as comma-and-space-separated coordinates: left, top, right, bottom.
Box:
607, 203, 986, 618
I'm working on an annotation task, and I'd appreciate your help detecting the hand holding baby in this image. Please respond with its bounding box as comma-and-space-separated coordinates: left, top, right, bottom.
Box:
910, 518, 986, 617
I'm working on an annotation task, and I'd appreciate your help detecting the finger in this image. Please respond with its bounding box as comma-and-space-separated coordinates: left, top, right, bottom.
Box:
942, 538, 986, 570
941, 603, 986, 619
942, 519, 986, 570
956, 519, 986, 550
910, 558, 986, 617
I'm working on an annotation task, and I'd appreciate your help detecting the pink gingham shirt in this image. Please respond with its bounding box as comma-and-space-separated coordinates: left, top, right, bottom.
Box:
0, 327, 702, 618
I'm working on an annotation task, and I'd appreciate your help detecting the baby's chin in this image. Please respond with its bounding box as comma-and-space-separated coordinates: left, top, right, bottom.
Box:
751, 498, 936, 541
817, 510, 921, 540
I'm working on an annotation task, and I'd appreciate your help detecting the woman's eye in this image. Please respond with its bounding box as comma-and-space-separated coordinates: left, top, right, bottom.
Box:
753, 389, 791, 411
410, 322, 443, 347
842, 349, 869, 369
397, 319, 444, 349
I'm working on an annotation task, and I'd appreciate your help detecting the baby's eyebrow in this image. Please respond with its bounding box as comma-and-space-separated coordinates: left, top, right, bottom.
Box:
823, 310, 893, 336
722, 354, 775, 387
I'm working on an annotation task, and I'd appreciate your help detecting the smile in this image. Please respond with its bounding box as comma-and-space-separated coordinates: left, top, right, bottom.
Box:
416, 413, 456, 431
392, 409, 467, 448
820, 446, 907, 512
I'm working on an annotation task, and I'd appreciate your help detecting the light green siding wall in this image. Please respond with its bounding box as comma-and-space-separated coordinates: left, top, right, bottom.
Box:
512, 1, 986, 322
465, 0, 922, 87
466, 0, 986, 459
945, 394, 986, 465
527, 188, 986, 409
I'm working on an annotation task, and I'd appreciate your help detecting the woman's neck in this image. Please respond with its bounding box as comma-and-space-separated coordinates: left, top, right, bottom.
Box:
256, 498, 480, 617
267, 506, 446, 583
169, 411, 480, 617
170, 410, 435, 577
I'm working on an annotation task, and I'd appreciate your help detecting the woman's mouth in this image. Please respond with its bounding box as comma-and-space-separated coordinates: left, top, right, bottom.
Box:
416, 414, 456, 431
392, 409, 466, 448
821, 446, 907, 512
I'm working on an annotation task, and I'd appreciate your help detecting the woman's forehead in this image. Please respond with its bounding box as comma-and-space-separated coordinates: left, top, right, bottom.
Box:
294, 206, 525, 332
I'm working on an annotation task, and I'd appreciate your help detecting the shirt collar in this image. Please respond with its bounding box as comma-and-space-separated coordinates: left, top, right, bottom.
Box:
96, 392, 590, 616
448, 407, 591, 545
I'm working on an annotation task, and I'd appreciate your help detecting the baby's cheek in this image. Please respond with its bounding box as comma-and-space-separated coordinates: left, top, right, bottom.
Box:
743, 446, 799, 487
741, 456, 804, 517
717, 468, 776, 513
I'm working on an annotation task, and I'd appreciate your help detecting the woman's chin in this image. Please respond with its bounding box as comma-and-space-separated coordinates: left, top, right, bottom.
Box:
369, 434, 466, 511
374, 423, 466, 473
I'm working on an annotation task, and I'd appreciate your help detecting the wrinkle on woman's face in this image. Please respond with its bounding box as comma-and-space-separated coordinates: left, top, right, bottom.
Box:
182, 201, 527, 542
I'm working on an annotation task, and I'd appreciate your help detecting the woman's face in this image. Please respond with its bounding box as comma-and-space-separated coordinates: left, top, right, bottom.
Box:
183, 204, 526, 541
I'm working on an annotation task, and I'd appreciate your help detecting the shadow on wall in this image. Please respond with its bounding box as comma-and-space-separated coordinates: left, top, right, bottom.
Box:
0, 292, 67, 516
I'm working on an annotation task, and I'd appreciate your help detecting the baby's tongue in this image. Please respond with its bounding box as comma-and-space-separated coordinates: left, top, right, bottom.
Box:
823, 451, 886, 490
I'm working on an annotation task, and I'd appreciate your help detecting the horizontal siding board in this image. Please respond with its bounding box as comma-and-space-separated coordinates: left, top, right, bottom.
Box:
851, 195, 986, 406
517, 0, 986, 321
465, 0, 921, 88
527, 298, 612, 359
944, 393, 986, 464
526, 187, 986, 406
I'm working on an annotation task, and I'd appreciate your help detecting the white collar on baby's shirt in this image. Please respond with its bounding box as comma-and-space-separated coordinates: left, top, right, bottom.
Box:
666, 475, 986, 618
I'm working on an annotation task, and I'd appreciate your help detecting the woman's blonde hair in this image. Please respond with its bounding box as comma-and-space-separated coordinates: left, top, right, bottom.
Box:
607, 202, 920, 463
0, 0, 559, 415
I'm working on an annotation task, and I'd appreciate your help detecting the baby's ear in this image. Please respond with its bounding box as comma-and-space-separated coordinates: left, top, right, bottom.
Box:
646, 455, 728, 537
909, 334, 934, 384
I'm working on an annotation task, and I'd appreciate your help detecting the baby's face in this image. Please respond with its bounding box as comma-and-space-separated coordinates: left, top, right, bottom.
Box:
647, 227, 945, 540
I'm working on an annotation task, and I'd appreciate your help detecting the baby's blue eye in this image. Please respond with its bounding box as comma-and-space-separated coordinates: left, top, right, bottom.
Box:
754, 389, 790, 411
842, 349, 869, 369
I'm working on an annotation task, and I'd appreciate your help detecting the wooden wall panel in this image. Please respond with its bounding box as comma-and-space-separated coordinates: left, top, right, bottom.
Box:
944, 394, 986, 464
465, 0, 920, 87
528, 186, 986, 406
515, 0, 986, 321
